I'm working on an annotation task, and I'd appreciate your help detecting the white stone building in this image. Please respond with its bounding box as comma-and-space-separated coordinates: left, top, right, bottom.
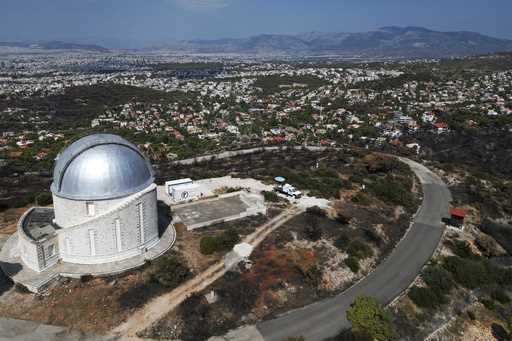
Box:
17, 134, 162, 272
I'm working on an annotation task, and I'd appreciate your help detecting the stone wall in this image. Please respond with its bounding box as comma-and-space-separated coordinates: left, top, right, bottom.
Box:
18, 236, 40, 272
53, 194, 125, 228
57, 184, 159, 265
38, 237, 59, 271
17, 208, 59, 272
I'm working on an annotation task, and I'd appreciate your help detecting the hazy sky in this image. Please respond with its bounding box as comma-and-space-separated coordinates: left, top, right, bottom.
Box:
1, 0, 511, 48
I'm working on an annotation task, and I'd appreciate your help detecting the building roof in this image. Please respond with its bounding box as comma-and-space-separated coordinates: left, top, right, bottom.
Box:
50, 134, 155, 201
166, 178, 193, 186
22, 208, 57, 241
450, 207, 467, 218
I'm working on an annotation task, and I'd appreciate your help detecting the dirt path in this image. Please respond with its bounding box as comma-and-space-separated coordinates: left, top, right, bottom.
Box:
111, 207, 302, 338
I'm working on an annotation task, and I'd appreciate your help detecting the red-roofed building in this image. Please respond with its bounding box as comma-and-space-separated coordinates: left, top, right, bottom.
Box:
450, 208, 467, 219
434, 122, 449, 134
447, 207, 467, 228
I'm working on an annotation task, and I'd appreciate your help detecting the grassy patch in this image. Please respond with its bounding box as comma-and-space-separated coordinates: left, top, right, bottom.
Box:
262, 190, 280, 203
200, 229, 240, 255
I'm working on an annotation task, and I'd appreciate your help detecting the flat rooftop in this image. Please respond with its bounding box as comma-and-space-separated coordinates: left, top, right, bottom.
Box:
22, 208, 57, 241
173, 194, 254, 229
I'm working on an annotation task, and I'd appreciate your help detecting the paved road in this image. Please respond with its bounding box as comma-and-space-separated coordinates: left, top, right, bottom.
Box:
0, 317, 118, 341
172, 146, 333, 166
256, 158, 452, 341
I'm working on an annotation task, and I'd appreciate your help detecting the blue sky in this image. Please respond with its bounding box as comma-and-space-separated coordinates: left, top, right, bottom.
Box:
1, 0, 511, 48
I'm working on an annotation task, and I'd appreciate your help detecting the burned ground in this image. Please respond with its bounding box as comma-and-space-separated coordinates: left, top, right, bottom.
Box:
142, 152, 419, 341
0, 250, 191, 333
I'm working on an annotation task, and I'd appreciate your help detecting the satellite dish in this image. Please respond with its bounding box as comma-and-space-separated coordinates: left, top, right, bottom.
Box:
274, 176, 286, 183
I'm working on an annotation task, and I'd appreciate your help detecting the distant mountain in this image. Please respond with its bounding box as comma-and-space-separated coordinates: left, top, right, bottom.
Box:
154, 27, 512, 58
0, 41, 109, 53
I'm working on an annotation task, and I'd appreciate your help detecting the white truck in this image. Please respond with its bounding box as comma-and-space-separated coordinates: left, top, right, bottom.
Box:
276, 183, 302, 199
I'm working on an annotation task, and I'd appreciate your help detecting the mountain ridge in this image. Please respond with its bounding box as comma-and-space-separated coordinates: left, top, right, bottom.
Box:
0, 41, 109, 53
2, 27, 511, 58
154, 26, 512, 58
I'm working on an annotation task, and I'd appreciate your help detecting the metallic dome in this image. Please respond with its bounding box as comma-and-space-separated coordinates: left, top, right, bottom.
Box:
50, 134, 155, 201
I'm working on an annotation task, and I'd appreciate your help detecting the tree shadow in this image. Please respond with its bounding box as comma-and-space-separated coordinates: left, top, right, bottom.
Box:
0, 262, 20, 295
491, 323, 510, 341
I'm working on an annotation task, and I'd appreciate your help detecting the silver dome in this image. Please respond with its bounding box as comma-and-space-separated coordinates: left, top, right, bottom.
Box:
51, 134, 155, 201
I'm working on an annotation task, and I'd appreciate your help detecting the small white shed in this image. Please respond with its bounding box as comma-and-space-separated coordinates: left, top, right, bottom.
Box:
165, 178, 203, 203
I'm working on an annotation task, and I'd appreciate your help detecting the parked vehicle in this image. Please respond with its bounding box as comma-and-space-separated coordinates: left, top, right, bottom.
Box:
275, 183, 302, 199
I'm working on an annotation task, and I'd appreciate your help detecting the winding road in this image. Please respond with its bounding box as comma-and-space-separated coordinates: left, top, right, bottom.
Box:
255, 157, 452, 341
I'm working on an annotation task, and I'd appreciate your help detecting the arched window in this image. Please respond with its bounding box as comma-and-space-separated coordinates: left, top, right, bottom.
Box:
86, 202, 95, 217
88, 230, 97, 256
137, 203, 145, 244
65, 237, 72, 254
115, 219, 122, 252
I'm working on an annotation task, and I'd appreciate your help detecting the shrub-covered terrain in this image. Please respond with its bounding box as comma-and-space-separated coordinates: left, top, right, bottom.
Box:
142, 151, 420, 340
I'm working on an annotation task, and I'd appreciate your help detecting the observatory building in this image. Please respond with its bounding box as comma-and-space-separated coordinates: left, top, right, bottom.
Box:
0, 134, 175, 291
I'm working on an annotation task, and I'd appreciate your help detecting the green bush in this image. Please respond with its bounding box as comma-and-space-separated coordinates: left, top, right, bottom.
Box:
35, 192, 53, 206
200, 236, 219, 255
219, 228, 240, 249
442, 256, 490, 289
347, 240, 374, 260
346, 295, 397, 341
345, 256, 360, 273
450, 240, 479, 260
199, 229, 240, 255
481, 298, 496, 311
409, 286, 442, 310
491, 289, 511, 304
335, 234, 350, 250
150, 254, 191, 288
496, 268, 512, 286
367, 176, 414, 208
262, 190, 280, 202
422, 266, 455, 297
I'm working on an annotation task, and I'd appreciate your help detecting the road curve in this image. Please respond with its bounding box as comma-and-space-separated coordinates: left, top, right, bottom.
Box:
256, 157, 452, 341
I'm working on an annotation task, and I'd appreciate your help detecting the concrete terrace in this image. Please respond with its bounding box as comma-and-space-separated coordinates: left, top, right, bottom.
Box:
172, 192, 266, 230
